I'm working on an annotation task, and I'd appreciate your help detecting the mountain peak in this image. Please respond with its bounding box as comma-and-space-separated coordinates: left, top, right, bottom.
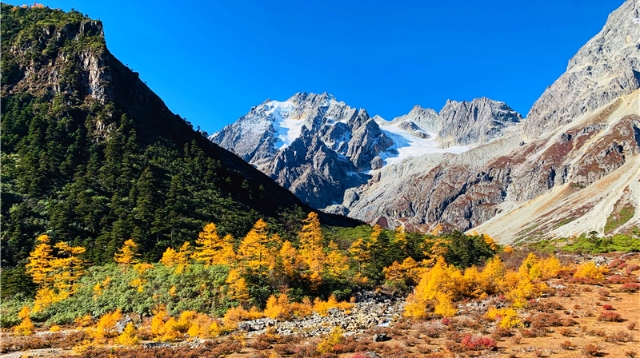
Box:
524, 0, 640, 137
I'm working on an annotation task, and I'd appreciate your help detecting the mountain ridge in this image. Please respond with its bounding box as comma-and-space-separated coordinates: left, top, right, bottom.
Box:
211, 0, 640, 241
0, 4, 360, 266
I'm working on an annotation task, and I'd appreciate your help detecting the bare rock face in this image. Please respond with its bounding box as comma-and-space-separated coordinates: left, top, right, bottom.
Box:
211, 93, 390, 208
524, 0, 640, 137
3, 19, 113, 104
438, 97, 523, 145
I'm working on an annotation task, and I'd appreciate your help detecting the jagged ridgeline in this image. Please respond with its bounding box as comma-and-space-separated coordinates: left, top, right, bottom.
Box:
0, 4, 360, 266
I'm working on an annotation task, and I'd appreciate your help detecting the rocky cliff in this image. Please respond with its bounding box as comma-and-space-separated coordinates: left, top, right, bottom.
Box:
524, 0, 640, 137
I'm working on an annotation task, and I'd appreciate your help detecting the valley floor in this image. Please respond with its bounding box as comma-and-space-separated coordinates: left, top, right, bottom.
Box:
3, 252, 639, 358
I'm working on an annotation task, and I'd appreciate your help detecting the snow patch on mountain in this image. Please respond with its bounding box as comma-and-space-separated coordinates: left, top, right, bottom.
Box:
266, 100, 306, 150
375, 119, 473, 166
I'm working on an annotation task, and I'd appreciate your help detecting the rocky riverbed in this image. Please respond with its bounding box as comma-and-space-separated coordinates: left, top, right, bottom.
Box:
237, 291, 405, 337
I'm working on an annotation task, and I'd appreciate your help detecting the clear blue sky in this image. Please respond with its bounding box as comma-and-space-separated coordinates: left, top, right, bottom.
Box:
36, 0, 622, 134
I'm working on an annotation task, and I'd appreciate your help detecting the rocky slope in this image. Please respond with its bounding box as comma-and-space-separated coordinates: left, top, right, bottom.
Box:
211, 93, 521, 209
524, 0, 640, 137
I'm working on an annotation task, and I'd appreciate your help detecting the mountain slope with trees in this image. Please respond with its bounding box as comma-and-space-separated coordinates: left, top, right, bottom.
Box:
0, 4, 360, 268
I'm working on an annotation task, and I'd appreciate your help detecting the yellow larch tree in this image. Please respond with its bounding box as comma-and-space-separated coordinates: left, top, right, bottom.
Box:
403, 256, 460, 318
394, 226, 408, 255
324, 240, 349, 279
348, 238, 370, 276
50, 241, 86, 299
114, 239, 139, 265
192, 223, 236, 267
237, 219, 270, 273
26, 235, 54, 288
298, 212, 326, 274
278, 240, 303, 278
14, 306, 34, 336
26, 235, 86, 311
173, 242, 192, 273
226, 268, 250, 302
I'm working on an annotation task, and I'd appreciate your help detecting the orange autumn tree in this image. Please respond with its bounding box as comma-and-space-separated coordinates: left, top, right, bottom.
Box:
191, 223, 236, 267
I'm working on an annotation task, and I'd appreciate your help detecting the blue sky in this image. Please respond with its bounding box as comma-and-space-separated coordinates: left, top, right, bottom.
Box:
36, 0, 622, 134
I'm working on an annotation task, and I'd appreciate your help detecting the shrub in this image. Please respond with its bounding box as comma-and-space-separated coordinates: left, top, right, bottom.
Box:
13, 306, 34, 336
91, 309, 122, 341
460, 334, 496, 351
573, 261, 608, 280
601, 304, 614, 310
627, 322, 637, 330
606, 330, 633, 343
486, 307, 521, 328
316, 327, 344, 354
582, 343, 600, 357
116, 323, 139, 346
598, 311, 623, 322
621, 283, 640, 293
560, 340, 574, 350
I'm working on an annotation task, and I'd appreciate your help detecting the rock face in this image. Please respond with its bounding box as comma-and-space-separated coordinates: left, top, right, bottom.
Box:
212, 93, 520, 209
524, 0, 640, 137
438, 97, 523, 145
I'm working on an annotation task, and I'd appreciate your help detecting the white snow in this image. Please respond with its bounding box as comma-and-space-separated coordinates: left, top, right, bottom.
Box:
376, 120, 473, 167
266, 100, 306, 150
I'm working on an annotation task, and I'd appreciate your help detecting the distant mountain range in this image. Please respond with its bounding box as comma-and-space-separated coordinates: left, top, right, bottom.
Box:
212, 0, 640, 243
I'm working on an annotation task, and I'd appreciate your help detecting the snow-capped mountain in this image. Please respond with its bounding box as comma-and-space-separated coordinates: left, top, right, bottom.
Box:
210, 92, 521, 210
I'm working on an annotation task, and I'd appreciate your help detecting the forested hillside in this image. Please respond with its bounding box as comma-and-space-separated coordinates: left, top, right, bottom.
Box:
0, 4, 359, 268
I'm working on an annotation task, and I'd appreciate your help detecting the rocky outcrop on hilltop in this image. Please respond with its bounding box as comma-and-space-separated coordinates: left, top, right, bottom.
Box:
524, 0, 640, 137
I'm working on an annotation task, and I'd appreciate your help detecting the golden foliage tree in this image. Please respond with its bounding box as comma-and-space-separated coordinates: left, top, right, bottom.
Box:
114, 239, 139, 266
348, 238, 370, 275
298, 212, 326, 274
324, 240, 349, 279
192, 223, 236, 267
14, 306, 34, 336
278, 240, 303, 278
161, 242, 191, 273
226, 268, 250, 302
26, 235, 86, 311
26, 235, 54, 287
237, 219, 270, 273
50, 241, 86, 299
